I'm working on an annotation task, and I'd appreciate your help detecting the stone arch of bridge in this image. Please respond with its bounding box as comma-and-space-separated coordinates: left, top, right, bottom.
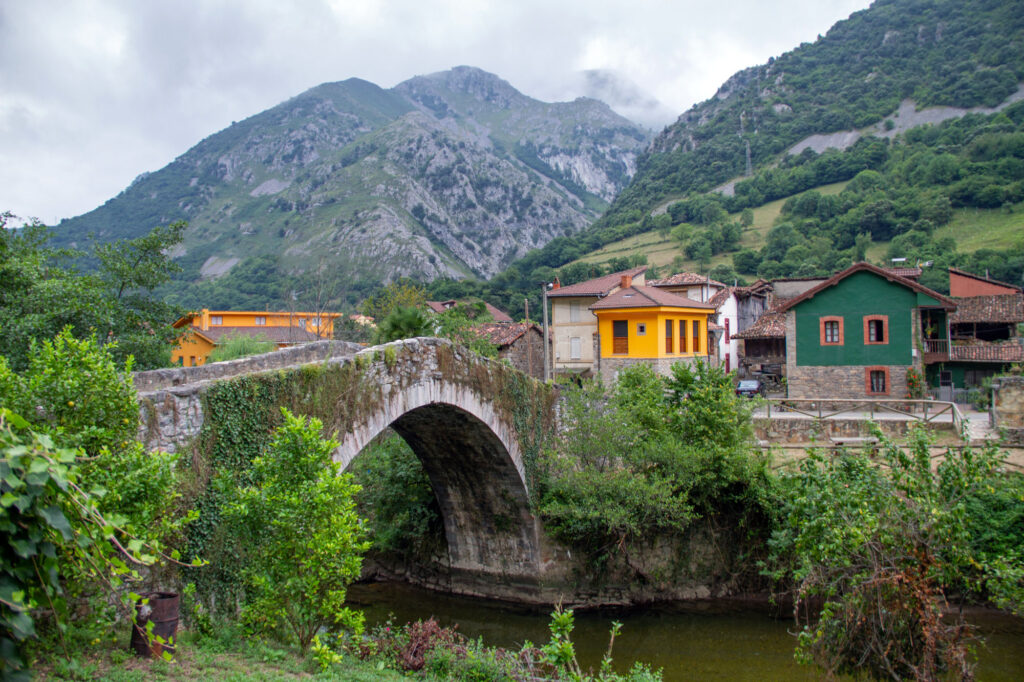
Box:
334, 377, 540, 578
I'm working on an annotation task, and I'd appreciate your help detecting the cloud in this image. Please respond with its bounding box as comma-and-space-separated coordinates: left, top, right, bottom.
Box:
0, 0, 871, 224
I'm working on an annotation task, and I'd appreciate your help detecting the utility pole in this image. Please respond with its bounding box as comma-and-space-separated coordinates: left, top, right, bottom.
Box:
524, 297, 532, 378
542, 285, 550, 382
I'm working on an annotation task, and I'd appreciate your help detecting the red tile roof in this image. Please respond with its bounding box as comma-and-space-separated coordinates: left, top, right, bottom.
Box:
649, 272, 726, 288
707, 287, 734, 309
589, 285, 717, 310
950, 294, 1024, 324
548, 266, 648, 297
732, 311, 787, 339
950, 341, 1024, 363
732, 294, 795, 339
775, 262, 956, 312
886, 267, 922, 279
473, 322, 541, 347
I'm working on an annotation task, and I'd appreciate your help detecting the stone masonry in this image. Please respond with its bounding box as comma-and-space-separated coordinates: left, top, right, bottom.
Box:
992, 375, 1024, 444
134, 337, 558, 592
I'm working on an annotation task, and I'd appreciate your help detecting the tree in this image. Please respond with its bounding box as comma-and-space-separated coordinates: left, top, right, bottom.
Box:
361, 280, 427, 321
0, 214, 185, 370
224, 409, 369, 651
375, 306, 432, 343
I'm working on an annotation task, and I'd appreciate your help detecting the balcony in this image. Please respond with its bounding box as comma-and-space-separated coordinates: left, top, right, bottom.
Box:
922, 338, 949, 364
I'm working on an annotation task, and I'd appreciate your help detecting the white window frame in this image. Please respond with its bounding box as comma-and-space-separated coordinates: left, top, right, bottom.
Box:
570, 336, 582, 360
569, 301, 580, 323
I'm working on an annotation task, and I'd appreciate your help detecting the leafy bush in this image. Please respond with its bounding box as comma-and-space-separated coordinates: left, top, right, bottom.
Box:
224, 408, 369, 651
540, 362, 776, 567
766, 426, 1022, 680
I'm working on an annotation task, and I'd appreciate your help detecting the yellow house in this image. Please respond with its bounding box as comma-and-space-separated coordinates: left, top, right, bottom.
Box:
590, 280, 717, 385
171, 309, 342, 367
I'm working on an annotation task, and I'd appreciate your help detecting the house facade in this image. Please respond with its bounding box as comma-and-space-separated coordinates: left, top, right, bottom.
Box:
172, 309, 340, 367
776, 263, 956, 399
925, 268, 1024, 397
546, 266, 647, 377
589, 280, 716, 385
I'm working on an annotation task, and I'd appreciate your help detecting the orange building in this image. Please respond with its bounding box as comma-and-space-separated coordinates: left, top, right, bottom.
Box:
589, 280, 717, 385
171, 309, 341, 367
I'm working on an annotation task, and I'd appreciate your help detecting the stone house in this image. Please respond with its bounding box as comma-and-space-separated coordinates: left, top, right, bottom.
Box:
546, 266, 647, 377
474, 322, 545, 379
589, 277, 716, 386
775, 262, 956, 400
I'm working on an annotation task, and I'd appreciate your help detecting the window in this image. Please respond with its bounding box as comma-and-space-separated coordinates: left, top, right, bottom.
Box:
254, 316, 267, 326
570, 337, 582, 360
189, 356, 196, 367
820, 316, 844, 345
864, 315, 888, 345
637, 323, 646, 336
210, 315, 223, 325
612, 321, 628, 354
665, 320, 674, 353
679, 320, 688, 353
692, 320, 700, 353
865, 367, 890, 395
569, 301, 580, 323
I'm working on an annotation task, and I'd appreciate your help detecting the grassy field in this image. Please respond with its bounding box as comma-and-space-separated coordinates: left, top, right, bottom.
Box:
935, 203, 1024, 251
572, 181, 851, 274
571, 185, 1023, 278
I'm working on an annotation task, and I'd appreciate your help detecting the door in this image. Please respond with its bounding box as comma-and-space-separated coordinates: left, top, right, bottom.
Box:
938, 370, 953, 402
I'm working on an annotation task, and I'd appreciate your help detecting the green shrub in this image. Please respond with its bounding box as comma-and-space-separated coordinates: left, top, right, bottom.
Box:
207, 332, 276, 363
224, 408, 369, 651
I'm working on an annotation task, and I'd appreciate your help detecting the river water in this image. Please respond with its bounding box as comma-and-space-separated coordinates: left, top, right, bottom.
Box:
348, 582, 1024, 681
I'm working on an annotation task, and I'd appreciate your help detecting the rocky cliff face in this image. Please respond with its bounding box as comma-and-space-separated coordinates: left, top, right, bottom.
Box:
55, 66, 650, 286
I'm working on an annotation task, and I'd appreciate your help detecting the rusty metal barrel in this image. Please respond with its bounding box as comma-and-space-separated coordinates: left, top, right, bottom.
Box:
130, 591, 180, 658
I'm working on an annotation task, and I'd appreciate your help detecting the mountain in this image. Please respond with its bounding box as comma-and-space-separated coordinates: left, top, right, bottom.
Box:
434, 0, 1024, 312
53, 66, 650, 297
603, 0, 1024, 226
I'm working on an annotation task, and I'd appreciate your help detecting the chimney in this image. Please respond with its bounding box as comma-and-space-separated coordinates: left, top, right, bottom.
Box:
620, 274, 632, 290
551, 278, 561, 290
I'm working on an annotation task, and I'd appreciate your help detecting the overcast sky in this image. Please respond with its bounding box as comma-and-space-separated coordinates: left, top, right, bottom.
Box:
0, 0, 872, 225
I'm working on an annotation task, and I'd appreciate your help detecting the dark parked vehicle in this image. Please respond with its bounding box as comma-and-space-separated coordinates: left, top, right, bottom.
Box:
735, 379, 765, 398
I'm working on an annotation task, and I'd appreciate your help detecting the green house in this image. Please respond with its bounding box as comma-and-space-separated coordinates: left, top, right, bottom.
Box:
775, 262, 956, 400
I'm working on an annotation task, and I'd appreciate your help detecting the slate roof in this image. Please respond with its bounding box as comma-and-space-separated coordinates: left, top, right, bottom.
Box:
425, 300, 513, 322
589, 285, 717, 310
473, 322, 541, 347
649, 272, 726, 288
950, 294, 1024, 324
775, 262, 956, 312
547, 266, 648, 298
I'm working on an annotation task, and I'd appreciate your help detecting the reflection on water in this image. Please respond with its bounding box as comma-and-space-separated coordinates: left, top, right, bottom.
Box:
347, 582, 1024, 681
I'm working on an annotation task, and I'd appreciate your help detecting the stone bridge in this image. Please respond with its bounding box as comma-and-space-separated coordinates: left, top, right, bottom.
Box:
135, 338, 557, 591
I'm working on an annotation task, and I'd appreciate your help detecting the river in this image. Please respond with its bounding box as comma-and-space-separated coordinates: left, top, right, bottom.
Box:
348, 582, 1024, 681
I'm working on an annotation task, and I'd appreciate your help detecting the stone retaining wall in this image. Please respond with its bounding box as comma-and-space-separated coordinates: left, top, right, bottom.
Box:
992, 375, 1024, 444
754, 416, 954, 444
